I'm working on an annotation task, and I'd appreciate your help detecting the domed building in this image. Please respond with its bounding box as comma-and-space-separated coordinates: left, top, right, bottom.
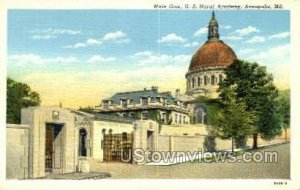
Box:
177, 11, 238, 124
185, 11, 237, 98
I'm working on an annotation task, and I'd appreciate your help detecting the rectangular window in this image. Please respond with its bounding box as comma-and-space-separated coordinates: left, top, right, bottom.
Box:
121, 99, 127, 108
142, 111, 148, 120
179, 115, 182, 124
103, 102, 109, 109
161, 112, 166, 123
142, 98, 148, 106
175, 114, 178, 123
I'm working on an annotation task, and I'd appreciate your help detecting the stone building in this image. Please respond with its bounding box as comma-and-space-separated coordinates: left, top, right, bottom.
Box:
94, 86, 190, 125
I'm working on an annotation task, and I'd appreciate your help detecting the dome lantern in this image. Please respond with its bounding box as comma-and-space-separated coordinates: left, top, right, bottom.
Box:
208, 11, 219, 41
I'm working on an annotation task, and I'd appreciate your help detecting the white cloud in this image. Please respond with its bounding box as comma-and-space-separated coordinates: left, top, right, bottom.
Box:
86, 38, 102, 45
73, 43, 87, 49
8, 54, 79, 66
220, 25, 232, 30
30, 28, 81, 40
158, 33, 186, 43
238, 48, 254, 55
103, 31, 130, 43
240, 31, 289, 44
32, 35, 57, 40
47, 28, 81, 35
50, 56, 79, 64
234, 25, 259, 36
87, 55, 116, 63
9, 54, 44, 66
222, 36, 243, 41
268, 32, 290, 40
133, 51, 153, 57
245, 36, 266, 44
247, 44, 290, 89
135, 52, 190, 66
184, 42, 199, 48
64, 31, 130, 49
193, 27, 207, 37
65, 38, 102, 49
248, 44, 289, 64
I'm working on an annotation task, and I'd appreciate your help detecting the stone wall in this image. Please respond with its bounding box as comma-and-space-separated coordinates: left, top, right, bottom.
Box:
160, 124, 208, 136
6, 124, 30, 179
157, 133, 288, 154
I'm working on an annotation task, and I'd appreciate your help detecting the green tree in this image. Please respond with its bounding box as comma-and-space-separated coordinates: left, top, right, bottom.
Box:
78, 106, 94, 113
276, 90, 290, 141
7, 77, 41, 124
216, 87, 256, 152
219, 59, 281, 149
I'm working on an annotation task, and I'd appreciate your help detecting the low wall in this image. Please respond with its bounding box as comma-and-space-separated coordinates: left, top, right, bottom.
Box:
157, 134, 288, 153
158, 135, 206, 152
6, 124, 30, 179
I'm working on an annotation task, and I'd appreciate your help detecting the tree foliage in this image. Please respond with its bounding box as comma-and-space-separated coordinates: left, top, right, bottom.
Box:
215, 86, 257, 152
218, 59, 281, 149
276, 90, 290, 129
7, 77, 41, 124
78, 106, 94, 113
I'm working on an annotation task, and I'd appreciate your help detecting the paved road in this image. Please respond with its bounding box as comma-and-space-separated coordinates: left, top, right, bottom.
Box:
91, 143, 290, 179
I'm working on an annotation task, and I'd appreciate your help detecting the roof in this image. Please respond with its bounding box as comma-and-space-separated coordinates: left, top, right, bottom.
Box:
188, 40, 237, 72
92, 113, 135, 123
72, 109, 134, 123
105, 87, 176, 105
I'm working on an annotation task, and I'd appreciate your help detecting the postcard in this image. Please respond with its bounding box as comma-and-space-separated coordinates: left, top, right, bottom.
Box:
1, 0, 300, 190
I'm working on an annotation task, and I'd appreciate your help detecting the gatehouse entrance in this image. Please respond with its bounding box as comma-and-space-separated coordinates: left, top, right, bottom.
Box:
45, 123, 64, 173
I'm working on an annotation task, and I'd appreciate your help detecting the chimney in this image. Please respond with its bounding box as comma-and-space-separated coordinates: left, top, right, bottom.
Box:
151, 86, 158, 92
175, 89, 180, 99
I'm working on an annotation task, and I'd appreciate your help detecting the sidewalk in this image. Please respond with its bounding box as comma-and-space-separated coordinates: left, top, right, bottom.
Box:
41, 172, 111, 180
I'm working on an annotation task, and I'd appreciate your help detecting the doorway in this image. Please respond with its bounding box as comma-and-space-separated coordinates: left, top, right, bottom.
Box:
147, 130, 154, 152
45, 123, 64, 173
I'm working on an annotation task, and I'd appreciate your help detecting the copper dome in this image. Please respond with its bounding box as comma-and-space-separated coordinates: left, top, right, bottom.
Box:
189, 40, 237, 71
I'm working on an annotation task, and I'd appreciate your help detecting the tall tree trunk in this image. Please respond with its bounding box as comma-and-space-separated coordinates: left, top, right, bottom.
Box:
284, 128, 287, 141
253, 133, 258, 149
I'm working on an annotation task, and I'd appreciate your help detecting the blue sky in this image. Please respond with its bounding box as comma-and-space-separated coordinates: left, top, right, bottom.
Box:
7, 10, 290, 108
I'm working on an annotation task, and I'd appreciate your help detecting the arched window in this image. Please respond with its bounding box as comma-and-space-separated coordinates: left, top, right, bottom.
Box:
194, 106, 207, 124
211, 75, 215, 85
79, 128, 87, 157
198, 77, 201, 87
204, 76, 208, 85
219, 74, 223, 83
